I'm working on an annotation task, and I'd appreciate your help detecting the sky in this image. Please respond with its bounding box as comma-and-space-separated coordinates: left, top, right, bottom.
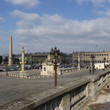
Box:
0, 0, 110, 55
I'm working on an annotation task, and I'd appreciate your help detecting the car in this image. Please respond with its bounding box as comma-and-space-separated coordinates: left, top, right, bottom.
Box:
0, 69, 3, 72
1, 67, 7, 71
34, 66, 39, 69
9, 67, 18, 71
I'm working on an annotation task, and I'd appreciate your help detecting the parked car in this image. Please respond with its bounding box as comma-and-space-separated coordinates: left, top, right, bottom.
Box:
34, 66, 39, 69
1, 67, 7, 71
0, 69, 4, 72
9, 67, 18, 71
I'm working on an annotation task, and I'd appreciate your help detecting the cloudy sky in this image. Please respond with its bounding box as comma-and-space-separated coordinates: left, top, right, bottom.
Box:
0, 0, 110, 55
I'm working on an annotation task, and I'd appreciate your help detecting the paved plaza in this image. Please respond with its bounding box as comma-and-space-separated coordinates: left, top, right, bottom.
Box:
0, 69, 107, 107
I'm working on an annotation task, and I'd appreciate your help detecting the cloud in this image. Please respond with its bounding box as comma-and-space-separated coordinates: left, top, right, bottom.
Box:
5, 0, 40, 7
77, 0, 89, 5
77, 0, 110, 21
90, 0, 110, 7
77, 0, 110, 7
94, 10, 110, 17
11, 10, 41, 28
0, 17, 5, 21
0, 30, 10, 55
10, 10, 110, 53
0, 30, 9, 41
77, 0, 110, 5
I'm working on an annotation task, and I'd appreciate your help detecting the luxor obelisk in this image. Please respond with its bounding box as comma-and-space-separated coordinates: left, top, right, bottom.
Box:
8, 35, 13, 66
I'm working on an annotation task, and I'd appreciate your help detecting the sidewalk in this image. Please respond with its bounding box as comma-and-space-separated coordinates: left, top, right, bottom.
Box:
85, 83, 110, 110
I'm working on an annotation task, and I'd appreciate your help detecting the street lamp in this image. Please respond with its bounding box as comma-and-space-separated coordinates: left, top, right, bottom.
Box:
50, 47, 61, 86
20, 47, 26, 72
20, 47, 26, 77
103, 58, 106, 70
90, 54, 95, 74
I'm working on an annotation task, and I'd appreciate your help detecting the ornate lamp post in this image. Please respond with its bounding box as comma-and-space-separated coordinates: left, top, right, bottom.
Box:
90, 55, 95, 74
20, 47, 26, 77
50, 47, 61, 86
20, 47, 25, 71
103, 58, 106, 70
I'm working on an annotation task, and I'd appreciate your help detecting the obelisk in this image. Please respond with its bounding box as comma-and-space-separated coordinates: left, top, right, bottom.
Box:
8, 35, 13, 66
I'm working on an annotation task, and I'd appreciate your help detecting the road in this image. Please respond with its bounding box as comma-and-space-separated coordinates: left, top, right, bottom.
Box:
0, 69, 104, 106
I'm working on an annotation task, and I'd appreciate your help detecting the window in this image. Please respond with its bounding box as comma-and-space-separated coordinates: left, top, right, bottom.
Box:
44, 67, 46, 71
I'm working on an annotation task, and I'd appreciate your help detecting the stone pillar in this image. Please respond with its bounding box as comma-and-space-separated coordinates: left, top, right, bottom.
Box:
77, 53, 80, 70
8, 35, 13, 66
59, 94, 70, 110
89, 78, 96, 101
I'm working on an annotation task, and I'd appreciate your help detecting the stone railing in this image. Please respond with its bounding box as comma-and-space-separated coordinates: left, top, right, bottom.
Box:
88, 70, 110, 102
0, 70, 110, 110
60, 67, 85, 73
0, 69, 41, 79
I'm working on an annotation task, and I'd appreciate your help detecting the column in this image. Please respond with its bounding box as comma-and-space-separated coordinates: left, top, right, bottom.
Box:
77, 53, 80, 70
20, 47, 26, 78
59, 94, 70, 110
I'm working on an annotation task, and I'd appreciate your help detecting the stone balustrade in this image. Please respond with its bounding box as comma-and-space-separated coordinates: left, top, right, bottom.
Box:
60, 67, 85, 74
0, 70, 110, 110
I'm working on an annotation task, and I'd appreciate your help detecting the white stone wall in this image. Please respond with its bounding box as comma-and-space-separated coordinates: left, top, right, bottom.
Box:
41, 65, 54, 76
41, 64, 61, 76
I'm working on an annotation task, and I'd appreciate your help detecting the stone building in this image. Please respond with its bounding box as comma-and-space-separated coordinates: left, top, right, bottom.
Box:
12, 53, 48, 65
12, 52, 72, 65
25, 52, 72, 65
1, 52, 72, 65
41, 54, 60, 76
25, 53, 48, 64
72, 51, 110, 66
61, 53, 72, 64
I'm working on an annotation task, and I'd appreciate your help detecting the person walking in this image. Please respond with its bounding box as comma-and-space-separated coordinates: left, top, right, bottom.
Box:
89, 67, 91, 74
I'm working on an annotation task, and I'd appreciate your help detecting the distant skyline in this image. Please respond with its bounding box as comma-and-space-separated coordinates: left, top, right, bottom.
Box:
0, 0, 110, 55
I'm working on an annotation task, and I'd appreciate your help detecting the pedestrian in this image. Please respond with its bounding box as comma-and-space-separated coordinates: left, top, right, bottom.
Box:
89, 67, 91, 74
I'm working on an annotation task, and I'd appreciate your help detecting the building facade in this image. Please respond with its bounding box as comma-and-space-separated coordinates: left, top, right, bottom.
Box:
0, 56, 2, 64
72, 51, 110, 66
14, 53, 48, 65
1, 52, 72, 65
